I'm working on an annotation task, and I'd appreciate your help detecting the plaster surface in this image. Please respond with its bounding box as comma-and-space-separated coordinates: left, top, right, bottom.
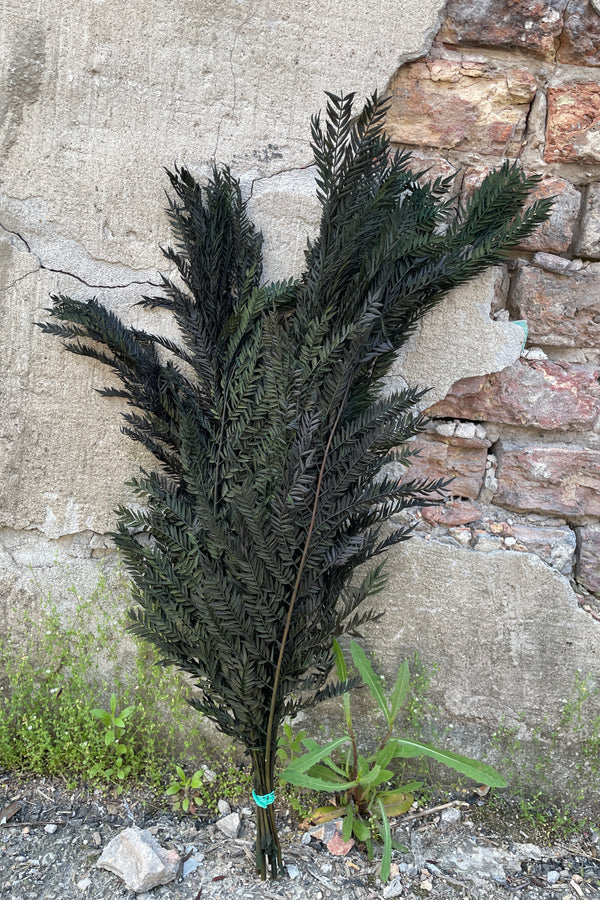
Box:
0, 0, 445, 275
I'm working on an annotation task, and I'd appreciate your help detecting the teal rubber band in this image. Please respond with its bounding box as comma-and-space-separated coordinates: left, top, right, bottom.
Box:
252, 789, 275, 808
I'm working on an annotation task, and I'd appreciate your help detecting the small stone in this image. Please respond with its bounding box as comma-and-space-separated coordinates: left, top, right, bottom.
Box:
434, 421, 456, 437
525, 348, 547, 361
92, 832, 102, 847
217, 799, 231, 817
308, 818, 343, 843
287, 863, 300, 879
76, 878, 92, 892
439, 806, 461, 828
421, 501, 481, 527
240, 807, 252, 817
301, 831, 312, 845
182, 856, 202, 877
547, 870, 561, 884
454, 422, 477, 439
44, 824, 58, 834
215, 812, 240, 839
96, 825, 180, 892
420, 879, 433, 892
201, 765, 216, 783
383, 876, 404, 899
449, 527, 472, 545
326, 831, 355, 856
473, 533, 503, 552
532, 252, 578, 274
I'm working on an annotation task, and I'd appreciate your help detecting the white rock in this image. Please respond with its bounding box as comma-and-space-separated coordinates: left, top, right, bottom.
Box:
383, 876, 404, 899
201, 765, 216, 783
455, 422, 477, 439
525, 347, 547, 360
547, 870, 560, 884
76, 877, 92, 892
439, 806, 461, 828
287, 863, 300, 879
215, 812, 241, 839
217, 799, 231, 816
435, 421, 456, 437
44, 823, 58, 834
96, 825, 180, 892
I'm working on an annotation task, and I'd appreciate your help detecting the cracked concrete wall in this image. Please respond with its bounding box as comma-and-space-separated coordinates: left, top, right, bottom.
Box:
1, 0, 599, 804
0, 0, 446, 535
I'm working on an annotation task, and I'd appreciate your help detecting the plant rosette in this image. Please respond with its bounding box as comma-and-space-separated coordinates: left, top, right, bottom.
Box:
280, 641, 506, 881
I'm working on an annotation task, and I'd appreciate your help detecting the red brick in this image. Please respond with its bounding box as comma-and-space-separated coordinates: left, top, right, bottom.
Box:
440, 0, 567, 60
387, 57, 537, 156
576, 526, 600, 593
462, 171, 580, 254
558, 0, 600, 67
428, 359, 600, 431
545, 84, 600, 164
420, 500, 482, 526
509, 262, 600, 348
494, 444, 600, 516
405, 434, 488, 500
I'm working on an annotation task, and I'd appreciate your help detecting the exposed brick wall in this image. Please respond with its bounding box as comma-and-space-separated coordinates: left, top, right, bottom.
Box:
388, 0, 600, 602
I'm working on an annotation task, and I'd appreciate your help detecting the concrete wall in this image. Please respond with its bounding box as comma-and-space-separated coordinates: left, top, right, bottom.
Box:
1, 1, 599, 804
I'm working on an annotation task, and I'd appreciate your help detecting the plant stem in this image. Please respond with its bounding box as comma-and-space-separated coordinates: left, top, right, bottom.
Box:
251, 750, 282, 879
264, 382, 352, 781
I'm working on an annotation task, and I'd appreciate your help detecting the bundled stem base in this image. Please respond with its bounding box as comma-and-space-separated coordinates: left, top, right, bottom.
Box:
251, 751, 282, 879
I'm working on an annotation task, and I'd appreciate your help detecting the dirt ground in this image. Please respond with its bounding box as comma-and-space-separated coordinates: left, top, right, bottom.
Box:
1, 774, 599, 900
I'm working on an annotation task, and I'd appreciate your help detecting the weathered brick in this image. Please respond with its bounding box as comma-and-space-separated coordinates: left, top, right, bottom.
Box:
387, 57, 537, 156
494, 444, 600, 516
478, 519, 575, 574
428, 359, 600, 430
576, 525, 600, 593
545, 84, 600, 164
509, 523, 576, 575
576, 183, 600, 258
439, 0, 567, 60
509, 262, 600, 348
404, 434, 488, 499
420, 500, 481, 526
558, 0, 600, 67
462, 171, 580, 254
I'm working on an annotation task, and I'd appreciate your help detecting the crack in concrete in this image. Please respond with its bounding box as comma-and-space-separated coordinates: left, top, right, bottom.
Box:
0, 220, 31, 253
0, 264, 40, 294
0, 220, 161, 291
248, 161, 316, 199
213, 1, 267, 161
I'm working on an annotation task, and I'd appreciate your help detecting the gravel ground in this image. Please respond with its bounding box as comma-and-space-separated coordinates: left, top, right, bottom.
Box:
1, 775, 599, 900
